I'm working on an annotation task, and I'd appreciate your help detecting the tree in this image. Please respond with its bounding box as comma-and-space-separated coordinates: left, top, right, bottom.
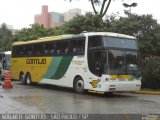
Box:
123, 2, 138, 14
142, 57, 160, 89
104, 13, 160, 56
0, 23, 13, 51
91, 0, 112, 18
67, 0, 111, 19
13, 24, 58, 41
67, 0, 137, 19
60, 13, 104, 34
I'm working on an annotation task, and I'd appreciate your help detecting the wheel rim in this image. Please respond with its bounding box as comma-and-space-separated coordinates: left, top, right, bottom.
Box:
76, 80, 84, 93
20, 74, 24, 82
26, 75, 31, 85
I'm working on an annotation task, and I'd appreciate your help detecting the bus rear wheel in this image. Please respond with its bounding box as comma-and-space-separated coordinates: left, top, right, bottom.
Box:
19, 72, 26, 85
74, 77, 85, 94
25, 73, 32, 85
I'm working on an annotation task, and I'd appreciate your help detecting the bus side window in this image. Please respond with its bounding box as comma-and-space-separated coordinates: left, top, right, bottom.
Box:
13, 46, 19, 57
34, 44, 40, 55
77, 39, 85, 54
43, 44, 50, 55
46, 43, 53, 55
88, 36, 102, 48
65, 48, 69, 54
50, 42, 56, 55
31, 45, 36, 55
69, 38, 85, 55
27, 45, 33, 56
56, 42, 61, 55
70, 40, 77, 54
22, 45, 27, 56
73, 47, 77, 53
63, 41, 69, 54
68, 41, 73, 54
38, 44, 43, 55
19, 46, 25, 56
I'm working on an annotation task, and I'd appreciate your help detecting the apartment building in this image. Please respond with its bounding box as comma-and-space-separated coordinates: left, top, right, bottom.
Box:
34, 5, 81, 28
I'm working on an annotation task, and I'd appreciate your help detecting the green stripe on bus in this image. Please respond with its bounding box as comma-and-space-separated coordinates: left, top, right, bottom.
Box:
43, 57, 62, 79
51, 56, 73, 79
44, 56, 73, 80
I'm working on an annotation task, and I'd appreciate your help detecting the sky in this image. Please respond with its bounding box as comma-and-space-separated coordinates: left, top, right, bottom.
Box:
0, 0, 160, 29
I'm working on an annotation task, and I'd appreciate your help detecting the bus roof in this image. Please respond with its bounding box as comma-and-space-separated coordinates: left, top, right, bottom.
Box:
81, 32, 136, 39
12, 34, 81, 46
12, 32, 136, 46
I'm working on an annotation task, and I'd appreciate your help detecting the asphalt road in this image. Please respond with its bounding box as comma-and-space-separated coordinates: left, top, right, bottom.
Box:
0, 81, 160, 119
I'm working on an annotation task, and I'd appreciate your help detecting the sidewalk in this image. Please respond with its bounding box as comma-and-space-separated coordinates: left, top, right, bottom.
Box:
128, 91, 160, 95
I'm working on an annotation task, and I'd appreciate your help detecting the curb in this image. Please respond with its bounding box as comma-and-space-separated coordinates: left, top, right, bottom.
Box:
128, 91, 160, 95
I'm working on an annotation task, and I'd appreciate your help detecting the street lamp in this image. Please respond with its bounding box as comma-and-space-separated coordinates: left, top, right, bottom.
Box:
123, 2, 138, 14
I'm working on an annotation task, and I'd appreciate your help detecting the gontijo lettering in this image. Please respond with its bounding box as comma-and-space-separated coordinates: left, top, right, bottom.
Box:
26, 58, 46, 64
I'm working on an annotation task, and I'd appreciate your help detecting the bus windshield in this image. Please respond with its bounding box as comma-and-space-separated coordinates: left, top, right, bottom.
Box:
103, 36, 137, 49
106, 50, 139, 76
88, 36, 140, 77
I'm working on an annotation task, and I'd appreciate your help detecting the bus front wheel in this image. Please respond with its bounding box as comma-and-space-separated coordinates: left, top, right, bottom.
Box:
74, 77, 85, 94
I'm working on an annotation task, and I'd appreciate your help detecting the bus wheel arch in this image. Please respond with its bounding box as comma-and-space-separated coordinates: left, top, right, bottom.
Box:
19, 71, 26, 85
73, 75, 86, 94
25, 72, 32, 85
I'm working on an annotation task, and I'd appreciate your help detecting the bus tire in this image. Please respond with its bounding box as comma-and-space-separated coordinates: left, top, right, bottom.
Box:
19, 72, 26, 85
74, 77, 85, 94
25, 73, 32, 86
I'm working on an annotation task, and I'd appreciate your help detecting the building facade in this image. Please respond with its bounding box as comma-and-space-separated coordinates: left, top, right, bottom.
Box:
64, 8, 81, 22
34, 5, 81, 28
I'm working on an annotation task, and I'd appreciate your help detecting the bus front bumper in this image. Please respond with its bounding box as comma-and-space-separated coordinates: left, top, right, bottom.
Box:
95, 80, 141, 92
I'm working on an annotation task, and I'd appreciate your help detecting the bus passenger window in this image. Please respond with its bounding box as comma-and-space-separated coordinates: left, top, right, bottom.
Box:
88, 36, 102, 48
65, 48, 69, 54
77, 39, 85, 54
73, 47, 77, 53
51, 49, 55, 54
45, 50, 50, 55
70, 40, 78, 54
57, 49, 61, 54
50, 43, 56, 55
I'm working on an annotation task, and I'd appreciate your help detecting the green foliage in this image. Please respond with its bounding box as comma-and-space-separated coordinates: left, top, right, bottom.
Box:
12, 24, 60, 41
106, 14, 160, 56
14, 24, 47, 41
60, 13, 104, 34
142, 57, 160, 89
0, 23, 13, 51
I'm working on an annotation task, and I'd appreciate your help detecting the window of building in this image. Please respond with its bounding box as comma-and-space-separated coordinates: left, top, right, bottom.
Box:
52, 14, 64, 23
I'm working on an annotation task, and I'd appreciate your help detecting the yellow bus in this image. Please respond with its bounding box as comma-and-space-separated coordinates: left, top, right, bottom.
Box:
11, 32, 141, 93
